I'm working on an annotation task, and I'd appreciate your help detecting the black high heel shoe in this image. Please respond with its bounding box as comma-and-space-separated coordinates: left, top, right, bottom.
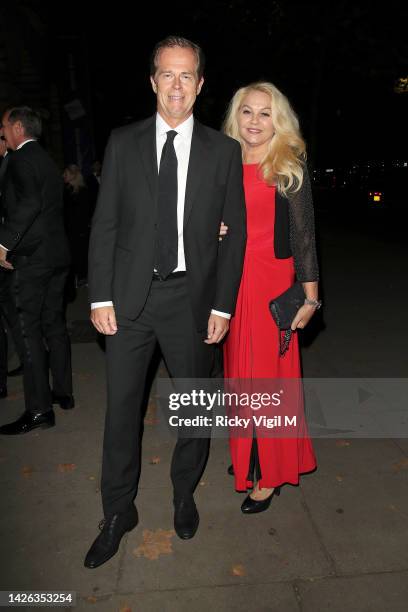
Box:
241, 486, 281, 514
227, 464, 234, 476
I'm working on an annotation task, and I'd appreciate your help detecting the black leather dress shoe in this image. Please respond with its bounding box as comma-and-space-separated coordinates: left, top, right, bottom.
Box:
174, 497, 199, 539
84, 508, 138, 569
0, 386, 7, 399
7, 364, 23, 377
227, 464, 234, 476
0, 409, 55, 435
241, 487, 281, 514
52, 392, 75, 410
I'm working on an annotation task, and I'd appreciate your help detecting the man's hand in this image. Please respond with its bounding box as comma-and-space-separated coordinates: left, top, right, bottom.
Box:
204, 313, 229, 344
219, 221, 228, 241
91, 305, 118, 335
0, 246, 13, 270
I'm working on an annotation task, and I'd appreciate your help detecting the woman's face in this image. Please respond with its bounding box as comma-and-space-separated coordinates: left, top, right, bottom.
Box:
237, 90, 275, 152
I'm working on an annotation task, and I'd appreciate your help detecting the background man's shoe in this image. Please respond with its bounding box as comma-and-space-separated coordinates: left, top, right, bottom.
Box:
7, 364, 23, 377
0, 385, 7, 399
0, 410, 55, 435
52, 392, 75, 410
84, 508, 138, 569
173, 497, 199, 540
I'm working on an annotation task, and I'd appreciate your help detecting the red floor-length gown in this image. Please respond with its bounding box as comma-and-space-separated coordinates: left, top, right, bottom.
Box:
223, 164, 316, 491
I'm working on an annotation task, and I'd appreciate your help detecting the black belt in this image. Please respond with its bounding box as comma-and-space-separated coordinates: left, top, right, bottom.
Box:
152, 271, 186, 281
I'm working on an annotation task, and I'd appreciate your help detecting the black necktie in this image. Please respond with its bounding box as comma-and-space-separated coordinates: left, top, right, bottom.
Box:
155, 130, 178, 279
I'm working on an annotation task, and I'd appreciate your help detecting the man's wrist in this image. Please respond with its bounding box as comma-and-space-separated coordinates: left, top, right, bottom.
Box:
91, 301, 114, 309
211, 309, 231, 319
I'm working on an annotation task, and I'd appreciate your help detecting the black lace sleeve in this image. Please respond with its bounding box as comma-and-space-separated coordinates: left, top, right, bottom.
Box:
287, 164, 319, 282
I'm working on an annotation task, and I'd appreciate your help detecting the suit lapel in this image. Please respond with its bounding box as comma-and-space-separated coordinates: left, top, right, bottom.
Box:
184, 120, 211, 228
135, 115, 157, 202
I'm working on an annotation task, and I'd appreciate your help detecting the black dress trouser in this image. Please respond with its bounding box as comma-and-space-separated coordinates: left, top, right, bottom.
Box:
0, 271, 24, 387
102, 276, 215, 517
10, 260, 72, 414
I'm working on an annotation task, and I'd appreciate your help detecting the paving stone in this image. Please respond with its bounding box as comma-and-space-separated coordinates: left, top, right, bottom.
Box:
297, 571, 408, 612
0, 490, 119, 596
76, 582, 300, 612
118, 483, 331, 594
301, 472, 408, 575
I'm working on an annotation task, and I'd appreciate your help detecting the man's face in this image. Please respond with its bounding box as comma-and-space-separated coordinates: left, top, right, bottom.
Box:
0, 111, 24, 150
150, 46, 204, 127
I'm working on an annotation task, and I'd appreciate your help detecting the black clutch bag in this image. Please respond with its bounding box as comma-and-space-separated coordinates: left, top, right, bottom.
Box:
269, 282, 305, 356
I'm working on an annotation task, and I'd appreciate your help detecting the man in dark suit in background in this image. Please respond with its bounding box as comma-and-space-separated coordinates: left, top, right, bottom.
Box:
85, 36, 246, 568
0, 136, 11, 397
0, 106, 73, 435
86, 160, 101, 221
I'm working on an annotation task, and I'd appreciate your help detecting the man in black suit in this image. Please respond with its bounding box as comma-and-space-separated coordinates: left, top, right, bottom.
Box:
0, 137, 11, 397
0, 107, 73, 435
0, 138, 24, 394
85, 36, 246, 568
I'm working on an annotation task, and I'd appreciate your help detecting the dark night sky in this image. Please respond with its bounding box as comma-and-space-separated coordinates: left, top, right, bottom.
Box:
33, 0, 408, 164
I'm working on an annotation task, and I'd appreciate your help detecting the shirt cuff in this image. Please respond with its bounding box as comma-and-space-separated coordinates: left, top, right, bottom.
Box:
0, 244, 9, 251
211, 309, 231, 319
91, 301, 113, 309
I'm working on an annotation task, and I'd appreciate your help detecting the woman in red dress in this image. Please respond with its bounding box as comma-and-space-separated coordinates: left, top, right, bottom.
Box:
222, 82, 319, 513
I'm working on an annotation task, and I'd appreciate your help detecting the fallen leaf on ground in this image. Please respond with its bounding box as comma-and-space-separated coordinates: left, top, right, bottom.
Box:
149, 456, 160, 465
133, 529, 175, 560
335, 440, 351, 447
336, 475, 344, 482
22, 466, 34, 478
119, 606, 132, 612
232, 564, 246, 576
392, 458, 408, 472
57, 463, 76, 472
86, 596, 97, 603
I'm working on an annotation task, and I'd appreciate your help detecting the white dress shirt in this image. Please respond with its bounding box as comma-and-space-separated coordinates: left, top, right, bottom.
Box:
91, 113, 230, 319
16, 139, 36, 150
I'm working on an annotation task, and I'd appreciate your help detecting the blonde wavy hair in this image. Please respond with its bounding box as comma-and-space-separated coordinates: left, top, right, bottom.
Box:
223, 82, 306, 195
63, 164, 85, 194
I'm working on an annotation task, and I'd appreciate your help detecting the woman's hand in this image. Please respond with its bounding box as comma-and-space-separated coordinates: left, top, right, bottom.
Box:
219, 221, 228, 241
291, 304, 317, 331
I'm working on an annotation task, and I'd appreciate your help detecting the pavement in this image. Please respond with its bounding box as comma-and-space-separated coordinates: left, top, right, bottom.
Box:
0, 214, 407, 612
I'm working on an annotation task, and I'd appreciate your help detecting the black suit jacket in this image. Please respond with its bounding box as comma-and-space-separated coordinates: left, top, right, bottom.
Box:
0, 141, 70, 266
0, 153, 11, 219
0, 154, 9, 191
89, 115, 247, 329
